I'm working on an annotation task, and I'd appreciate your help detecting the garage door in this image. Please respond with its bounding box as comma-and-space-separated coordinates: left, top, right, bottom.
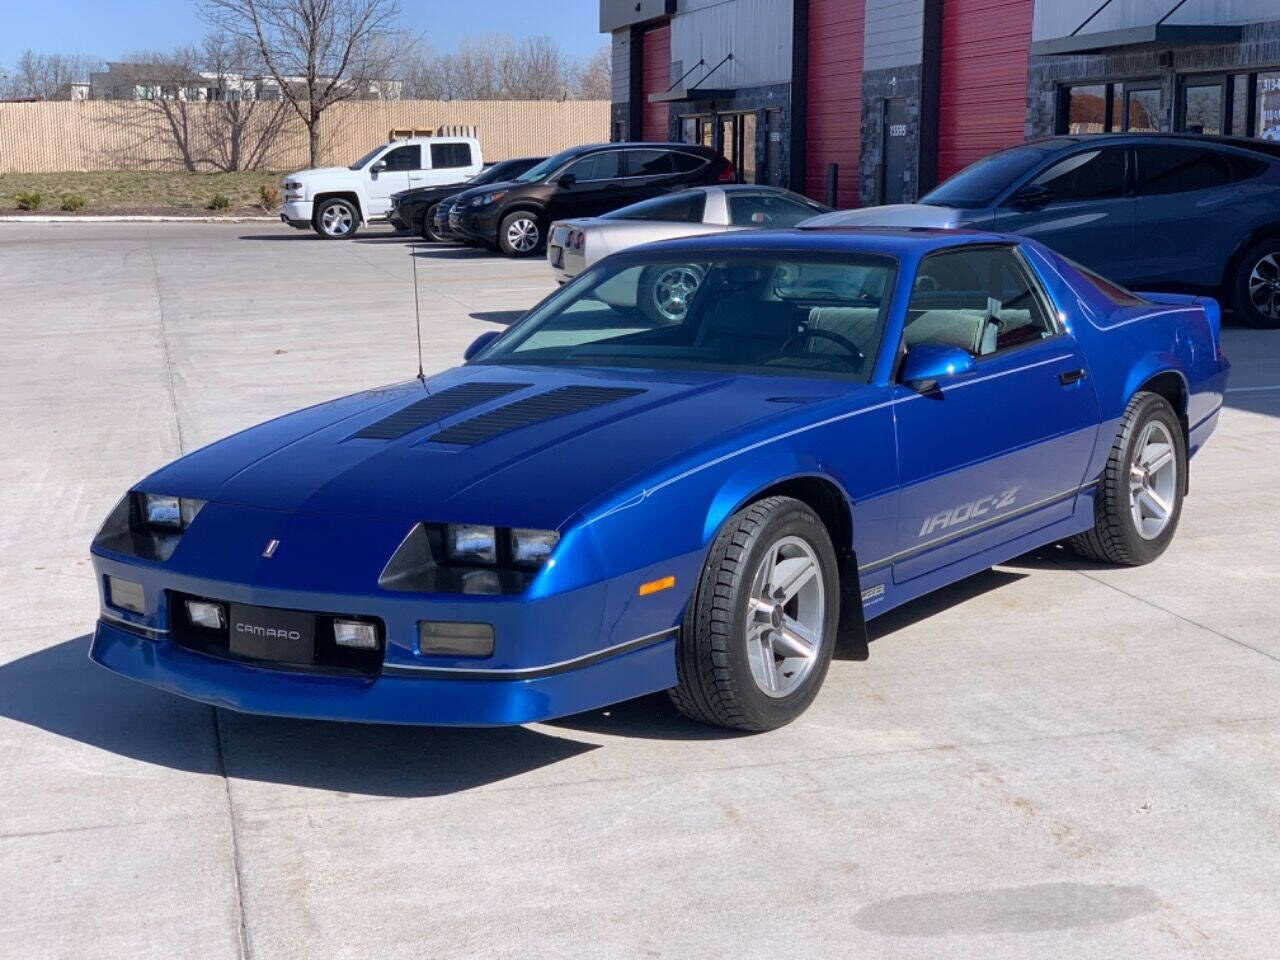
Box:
805, 0, 864, 208
642, 23, 671, 142
937, 0, 1033, 181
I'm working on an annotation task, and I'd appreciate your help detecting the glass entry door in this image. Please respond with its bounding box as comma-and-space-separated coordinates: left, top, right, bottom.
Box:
1181, 78, 1225, 135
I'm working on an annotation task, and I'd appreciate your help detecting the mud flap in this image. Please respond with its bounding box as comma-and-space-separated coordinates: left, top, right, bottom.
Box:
838, 552, 869, 661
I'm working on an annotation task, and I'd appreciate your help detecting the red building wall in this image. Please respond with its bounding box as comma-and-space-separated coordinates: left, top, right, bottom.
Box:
641, 23, 672, 141
805, 0, 865, 207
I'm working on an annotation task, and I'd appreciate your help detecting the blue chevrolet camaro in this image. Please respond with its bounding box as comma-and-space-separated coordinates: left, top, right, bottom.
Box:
90, 228, 1230, 730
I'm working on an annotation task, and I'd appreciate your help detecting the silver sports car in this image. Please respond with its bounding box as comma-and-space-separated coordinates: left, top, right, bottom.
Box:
547, 185, 830, 283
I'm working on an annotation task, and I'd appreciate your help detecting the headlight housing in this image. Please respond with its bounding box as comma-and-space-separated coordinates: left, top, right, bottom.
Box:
140, 492, 205, 531
471, 190, 506, 207
446, 524, 498, 564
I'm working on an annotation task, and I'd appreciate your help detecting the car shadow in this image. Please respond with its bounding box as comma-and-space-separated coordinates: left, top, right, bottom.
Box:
469, 310, 525, 326
0, 635, 597, 798
859, 567, 1029, 647
237, 233, 321, 241
413, 246, 496, 260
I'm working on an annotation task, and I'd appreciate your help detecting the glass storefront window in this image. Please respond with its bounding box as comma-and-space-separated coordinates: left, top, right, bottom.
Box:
1258, 73, 1280, 141
1125, 88, 1160, 131
1182, 81, 1224, 135
1065, 84, 1108, 133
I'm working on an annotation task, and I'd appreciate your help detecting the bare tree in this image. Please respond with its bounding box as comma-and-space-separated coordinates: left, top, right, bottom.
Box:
199, 33, 292, 170
572, 45, 611, 100
3, 50, 100, 99
201, 0, 406, 167
107, 50, 207, 171
501, 36, 568, 100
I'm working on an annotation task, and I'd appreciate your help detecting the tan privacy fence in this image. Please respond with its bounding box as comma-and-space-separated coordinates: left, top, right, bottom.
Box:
0, 99, 610, 173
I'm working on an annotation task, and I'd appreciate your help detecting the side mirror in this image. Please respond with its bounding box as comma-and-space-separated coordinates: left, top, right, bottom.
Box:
463, 330, 500, 361
555, 172, 577, 188
370, 160, 387, 173
1010, 183, 1052, 209
900, 343, 974, 387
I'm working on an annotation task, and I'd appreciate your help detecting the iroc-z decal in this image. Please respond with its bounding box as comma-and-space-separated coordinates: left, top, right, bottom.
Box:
919, 486, 1021, 538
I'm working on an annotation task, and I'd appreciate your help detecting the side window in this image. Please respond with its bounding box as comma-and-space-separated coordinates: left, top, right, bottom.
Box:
606, 192, 707, 222
430, 142, 472, 169
564, 151, 622, 182
903, 247, 1056, 358
1029, 147, 1126, 202
1138, 145, 1263, 195
625, 149, 677, 177
727, 193, 823, 227
671, 151, 707, 173
380, 145, 420, 171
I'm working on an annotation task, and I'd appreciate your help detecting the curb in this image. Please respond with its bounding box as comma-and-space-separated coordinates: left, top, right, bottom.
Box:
0, 215, 279, 223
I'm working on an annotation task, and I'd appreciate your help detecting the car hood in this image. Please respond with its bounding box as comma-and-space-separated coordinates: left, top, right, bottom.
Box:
141, 365, 861, 531
451, 178, 522, 202
288, 167, 355, 180
803, 204, 976, 228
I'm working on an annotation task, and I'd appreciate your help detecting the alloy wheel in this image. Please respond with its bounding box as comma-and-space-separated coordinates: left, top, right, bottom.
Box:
744, 535, 826, 698
651, 265, 704, 322
1247, 252, 1280, 321
506, 217, 540, 253
1128, 420, 1178, 540
322, 204, 354, 237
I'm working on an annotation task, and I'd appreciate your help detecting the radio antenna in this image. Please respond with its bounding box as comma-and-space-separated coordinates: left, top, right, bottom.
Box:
411, 237, 425, 380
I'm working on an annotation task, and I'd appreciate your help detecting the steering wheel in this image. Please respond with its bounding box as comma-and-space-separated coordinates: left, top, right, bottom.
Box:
779, 328, 866, 366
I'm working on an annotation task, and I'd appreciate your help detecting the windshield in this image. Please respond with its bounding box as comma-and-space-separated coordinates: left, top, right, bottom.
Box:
921, 143, 1063, 208
471, 252, 896, 381
514, 147, 582, 183
472, 158, 534, 186
348, 145, 386, 171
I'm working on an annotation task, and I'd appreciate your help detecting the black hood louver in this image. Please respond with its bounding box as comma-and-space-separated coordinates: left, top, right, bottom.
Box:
352, 382, 530, 440
427, 385, 646, 446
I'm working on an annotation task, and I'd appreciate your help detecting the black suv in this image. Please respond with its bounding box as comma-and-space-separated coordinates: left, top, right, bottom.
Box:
389, 156, 545, 242
449, 142, 732, 257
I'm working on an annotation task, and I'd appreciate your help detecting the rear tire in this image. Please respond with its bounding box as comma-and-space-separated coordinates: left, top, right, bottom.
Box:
420, 204, 444, 242
669, 496, 839, 732
312, 198, 360, 239
1233, 238, 1280, 329
498, 210, 543, 257
1070, 392, 1186, 565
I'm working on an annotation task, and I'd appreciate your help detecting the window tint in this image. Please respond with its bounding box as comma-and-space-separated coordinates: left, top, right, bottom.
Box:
1137, 146, 1261, 195
430, 142, 472, 169
904, 247, 1056, 358
602, 192, 707, 223
1067, 259, 1148, 306
672, 151, 707, 173
625, 149, 677, 177
727, 193, 824, 227
564, 151, 622, 181
920, 143, 1069, 208
380, 145, 421, 171
1030, 148, 1126, 202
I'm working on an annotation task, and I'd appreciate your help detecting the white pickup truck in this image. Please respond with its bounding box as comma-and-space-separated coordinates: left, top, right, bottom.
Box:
281, 136, 482, 239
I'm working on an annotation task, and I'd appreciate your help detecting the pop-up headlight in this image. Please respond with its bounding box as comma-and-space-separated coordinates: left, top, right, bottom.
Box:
446, 524, 497, 564
511, 528, 559, 567
139, 493, 205, 531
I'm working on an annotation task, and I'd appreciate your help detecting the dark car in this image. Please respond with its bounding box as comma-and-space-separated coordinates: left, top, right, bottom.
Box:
389, 156, 545, 241
811, 133, 1280, 328
449, 142, 732, 257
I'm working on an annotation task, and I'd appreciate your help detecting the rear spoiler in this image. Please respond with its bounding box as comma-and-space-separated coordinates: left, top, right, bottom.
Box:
1135, 290, 1221, 350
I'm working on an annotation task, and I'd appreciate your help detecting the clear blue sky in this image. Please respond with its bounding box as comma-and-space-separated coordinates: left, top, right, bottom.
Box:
0, 0, 606, 68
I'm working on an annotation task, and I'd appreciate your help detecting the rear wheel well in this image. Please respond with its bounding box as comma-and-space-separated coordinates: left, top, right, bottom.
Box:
1222, 223, 1280, 292
1137, 372, 1190, 490
313, 191, 363, 220
752, 477, 853, 560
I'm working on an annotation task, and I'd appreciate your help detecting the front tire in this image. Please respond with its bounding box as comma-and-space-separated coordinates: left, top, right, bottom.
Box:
1070, 392, 1186, 565
670, 496, 839, 731
312, 198, 360, 239
497, 210, 543, 257
1233, 238, 1280, 328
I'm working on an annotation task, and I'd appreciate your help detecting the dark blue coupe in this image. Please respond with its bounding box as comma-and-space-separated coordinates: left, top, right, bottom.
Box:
90, 228, 1229, 730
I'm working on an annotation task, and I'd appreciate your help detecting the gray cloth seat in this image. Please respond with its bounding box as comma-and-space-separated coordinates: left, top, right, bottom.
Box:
802, 306, 883, 358
903, 308, 997, 355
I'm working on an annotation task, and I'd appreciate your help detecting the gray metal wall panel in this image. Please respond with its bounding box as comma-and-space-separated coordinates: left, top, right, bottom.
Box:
601, 0, 674, 32
611, 29, 631, 104
670, 0, 793, 90
1033, 0, 1280, 42
864, 0, 926, 71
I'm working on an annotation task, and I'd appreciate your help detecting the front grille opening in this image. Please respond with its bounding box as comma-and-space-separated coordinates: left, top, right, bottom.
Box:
169, 592, 386, 679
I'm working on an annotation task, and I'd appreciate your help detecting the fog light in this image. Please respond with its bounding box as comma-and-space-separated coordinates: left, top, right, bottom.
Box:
107, 576, 145, 614
334, 619, 379, 650
418, 621, 494, 658
185, 599, 225, 630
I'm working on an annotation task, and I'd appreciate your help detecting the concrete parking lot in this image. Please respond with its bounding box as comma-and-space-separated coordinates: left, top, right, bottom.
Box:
2, 221, 1278, 960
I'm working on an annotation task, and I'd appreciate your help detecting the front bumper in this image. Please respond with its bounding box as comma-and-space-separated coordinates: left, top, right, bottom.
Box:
91, 618, 676, 726
450, 205, 500, 244
280, 199, 313, 228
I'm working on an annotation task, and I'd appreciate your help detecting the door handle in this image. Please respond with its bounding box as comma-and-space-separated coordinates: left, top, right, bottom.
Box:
1058, 368, 1087, 386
